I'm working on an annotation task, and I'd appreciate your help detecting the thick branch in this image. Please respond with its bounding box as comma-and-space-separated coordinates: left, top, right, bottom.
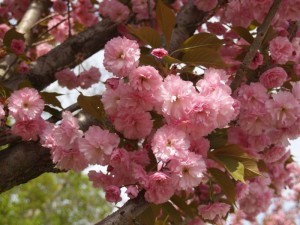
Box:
94, 194, 149, 225
17, 0, 51, 44
0, 142, 55, 193
0, 110, 99, 193
3, 19, 118, 90
230, 0, 282, 91
169, 0, 227, 53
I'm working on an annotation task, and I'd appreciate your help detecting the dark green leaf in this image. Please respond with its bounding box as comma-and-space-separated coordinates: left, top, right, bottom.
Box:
178, 33, 223, 52
136, 204, 159, 225
44, 105, 61, 118
209, 168, 236, 204
156, 0, 176, 49
170, 196, 195, 218
232, 27, 254, 44
41, 92, 63, 109
3, 28, 25, 48
161, 202, 182, 223
139, 54, 160, 67
77, 94, 105, 122
182, 47, 227, 68
127, 26, 162, 48
216, 156, 245, 182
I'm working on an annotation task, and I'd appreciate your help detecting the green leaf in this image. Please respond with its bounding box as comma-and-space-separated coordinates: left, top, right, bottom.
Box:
209, 168, 236, 204
77, 94, 106, 122
139, 54, 160, 67
170, 196, 195, 218
156, 0, 176, 49
40, 92, 62, 109
207, 128, 228, 149
182, 47, 227, 68
241, 158, 261, 180
161, 202, 182, 223
44, 105, 61, 118
127, 26, 162, 48
217, 156, 245, 182
232, 27, 254, 44
177, 33, 223, 52
136, 204, 158, 225
3, 28, 25, 48
209, 145, 261, 181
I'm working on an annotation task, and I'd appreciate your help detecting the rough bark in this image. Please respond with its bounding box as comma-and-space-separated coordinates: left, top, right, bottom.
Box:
230, 0, 283, 91
3, 19, 119, 90
169, 0, 227, 53
94, 194, 150, 225
0, 142, 55, 193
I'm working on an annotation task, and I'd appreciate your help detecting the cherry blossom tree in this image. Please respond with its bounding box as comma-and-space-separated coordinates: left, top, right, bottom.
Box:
1, 0, 300, 224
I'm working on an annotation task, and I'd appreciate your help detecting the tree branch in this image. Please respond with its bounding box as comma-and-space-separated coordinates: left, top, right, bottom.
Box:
230, 0, 282, 91
0, 0, 51, 80
169, 0, 227, 53
94, 193, 149, 225
3, 19, 118, 90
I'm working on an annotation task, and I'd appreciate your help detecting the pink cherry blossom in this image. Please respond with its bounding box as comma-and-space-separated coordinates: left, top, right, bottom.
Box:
263, 145, 286, 163
51, 147, 88, 172
266, 91, 300, 128
126, 185, 139, 199
113, 109, 153, 139
269, 36, 293, 64
259, 67, 288, 89
198, 202, 230, 221
105, 185, 122, 203
52, 111, 83, 149
151, 48, 168, 58
193, 0, 218, 11
55, 69, 78, 89
79, 126, 120, 165
99, 0, 130, 23
0, 24, 10, 39
129, 66, 162, 92
52, 0, 67, 14
144, 172, 177, 204
11, 39, 25, 55
160, 75, 197, 120
8, 87, 44, 121
36, 43, 52, 58
78, 67, 101, 89
151, 125, 190, 161
169, 152, 206, 190
11, 118, 46, 141
132, 0, 155, 21
103, 37, 140, 77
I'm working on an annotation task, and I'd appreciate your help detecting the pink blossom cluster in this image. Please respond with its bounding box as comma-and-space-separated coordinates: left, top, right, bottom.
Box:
8, 88, 45, 141
55, 67, 101, 89
98, 36, 238, 206
99, 0, 130, 23
72, 0, 98, 27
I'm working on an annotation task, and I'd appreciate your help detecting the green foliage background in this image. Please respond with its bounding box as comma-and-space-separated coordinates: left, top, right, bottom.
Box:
0, 172, 112, 225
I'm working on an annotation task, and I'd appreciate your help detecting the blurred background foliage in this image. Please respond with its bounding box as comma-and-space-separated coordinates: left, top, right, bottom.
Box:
0, 171, 112, 225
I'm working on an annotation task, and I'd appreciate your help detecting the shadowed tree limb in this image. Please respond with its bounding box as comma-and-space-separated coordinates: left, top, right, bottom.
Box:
230, 0, 283, 91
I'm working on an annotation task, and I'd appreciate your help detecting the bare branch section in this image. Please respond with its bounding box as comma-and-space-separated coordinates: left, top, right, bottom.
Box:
230, 0, 282, 91
169, 0, 227, 53
94, 193, 149, 225
17, 0, 51, 44
0, 142, 55, 193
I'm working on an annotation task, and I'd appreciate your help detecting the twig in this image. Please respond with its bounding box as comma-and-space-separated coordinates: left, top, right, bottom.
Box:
67, 0, 72, 37
230, 0, 282, 91
147, 0, 154, 28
